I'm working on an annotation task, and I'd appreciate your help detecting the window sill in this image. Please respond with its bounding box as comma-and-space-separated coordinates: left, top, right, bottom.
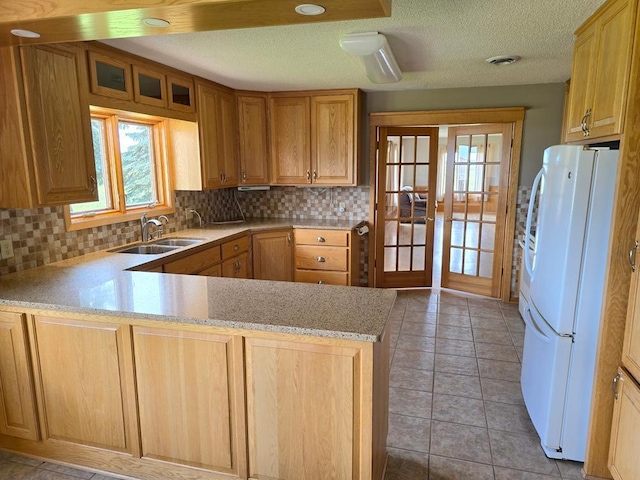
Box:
64, 205, 175, 232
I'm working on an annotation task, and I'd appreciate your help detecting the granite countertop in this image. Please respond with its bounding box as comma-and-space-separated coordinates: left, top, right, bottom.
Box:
0, 218, 395, 342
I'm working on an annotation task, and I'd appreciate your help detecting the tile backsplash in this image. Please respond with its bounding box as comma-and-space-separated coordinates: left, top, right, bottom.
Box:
0, 187, 371, 282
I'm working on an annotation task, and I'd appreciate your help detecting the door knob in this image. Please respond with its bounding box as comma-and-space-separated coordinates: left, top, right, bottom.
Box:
445, 217, 453, 222
427, 217, 435, 222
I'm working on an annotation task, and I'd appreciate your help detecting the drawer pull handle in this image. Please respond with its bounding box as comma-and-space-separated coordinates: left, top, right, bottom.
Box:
629, 240, 638, 272
612, 372, 622, 400
317, 256, 326, 263
317, 236, 326, 243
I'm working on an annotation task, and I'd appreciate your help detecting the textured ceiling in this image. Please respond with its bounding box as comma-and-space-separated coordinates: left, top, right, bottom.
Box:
103, 0, 607, 92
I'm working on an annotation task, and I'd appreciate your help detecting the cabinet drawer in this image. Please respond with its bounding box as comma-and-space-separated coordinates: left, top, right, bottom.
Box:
295, 229, 348, 247
295, 246, 347, 271
295, 270, 348, 286
163, 245, 221, 274
221, 235, 250, 260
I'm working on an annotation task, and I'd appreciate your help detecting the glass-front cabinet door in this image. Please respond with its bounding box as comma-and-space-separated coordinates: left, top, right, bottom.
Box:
167, 75, 195, 113
88, 51, 133, 101
133, 64, 167, 108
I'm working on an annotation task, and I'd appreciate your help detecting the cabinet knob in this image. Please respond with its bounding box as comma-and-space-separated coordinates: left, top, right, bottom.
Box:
306, 170, 311, 182
629, 240, 638, 272
312, 170, 317, 181
612, 372, 622, 400
234, 244, 239, 251
317, 256, 326, 263
287, 233, 292, 246
242, 171, 247, 182
89, 176, 97, 195
318, 280, 325, 284
582, 109, 592, 137
317, 236, 326, 243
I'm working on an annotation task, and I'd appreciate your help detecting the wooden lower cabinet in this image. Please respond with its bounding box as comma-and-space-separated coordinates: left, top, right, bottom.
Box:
609, 369, 640, 479
222, 252, 250, 278
30, 316, 137, 452
0, 309, 388, 480
0, 312, 38, 441
252, 229, 294, 281
132, 326, 246, 475
294, 228, 359, 286
245, 330, 389, 480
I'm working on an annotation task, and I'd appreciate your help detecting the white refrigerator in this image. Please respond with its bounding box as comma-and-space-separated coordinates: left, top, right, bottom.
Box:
521, 145, 619, 461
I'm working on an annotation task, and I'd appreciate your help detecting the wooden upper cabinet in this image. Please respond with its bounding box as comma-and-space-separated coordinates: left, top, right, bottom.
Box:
133, 63, 168, 108
0, 312, 39, 441
196, 80, 238, 189
270, 96, 311, 185
0, 43, 97, 208
238, 94, 270, 185
312, 94, 356, 186
167, 74, 195, 113
88, 50, 133, 100
218, 89, 239, 186
564, 0, 637, 142
270, 90, 359, 186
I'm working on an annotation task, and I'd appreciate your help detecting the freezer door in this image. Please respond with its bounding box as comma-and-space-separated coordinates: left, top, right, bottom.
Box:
529, 145, 595, 335
521, 305, 573, 458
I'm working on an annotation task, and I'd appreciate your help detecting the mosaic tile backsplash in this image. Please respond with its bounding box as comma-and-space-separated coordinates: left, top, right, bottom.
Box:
1, 184, 531, 296
0, 187, 371, 283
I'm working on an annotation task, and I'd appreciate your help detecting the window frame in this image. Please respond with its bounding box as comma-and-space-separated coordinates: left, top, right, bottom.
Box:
64, 107, 174, 231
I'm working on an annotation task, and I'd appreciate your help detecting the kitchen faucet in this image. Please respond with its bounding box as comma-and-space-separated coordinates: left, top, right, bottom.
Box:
140, 213, 163, 242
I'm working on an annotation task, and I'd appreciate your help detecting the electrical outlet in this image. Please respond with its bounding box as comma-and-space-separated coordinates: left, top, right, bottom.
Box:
338, 202, 346, 214
0, 239, 14, 259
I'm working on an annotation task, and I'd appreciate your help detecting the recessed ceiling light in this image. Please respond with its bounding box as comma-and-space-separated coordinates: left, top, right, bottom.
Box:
485, 55, 521, 66
10, 29, 41, 38
295, 4, 326, 15
141, 18, 171, 28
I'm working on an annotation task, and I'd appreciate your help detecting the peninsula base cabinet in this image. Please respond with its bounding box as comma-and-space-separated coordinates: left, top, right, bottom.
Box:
0, 308, 389, 480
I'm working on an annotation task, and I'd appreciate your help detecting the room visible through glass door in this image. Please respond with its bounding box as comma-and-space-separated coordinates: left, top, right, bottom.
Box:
375, 127, 439, 288
441, 124, 512, 297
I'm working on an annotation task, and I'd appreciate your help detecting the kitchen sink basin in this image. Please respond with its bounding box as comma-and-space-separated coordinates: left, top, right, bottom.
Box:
112, 245, 179, 255
151, 238, 204, 247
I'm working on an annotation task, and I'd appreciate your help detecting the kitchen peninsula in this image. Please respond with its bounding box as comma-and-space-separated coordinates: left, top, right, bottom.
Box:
0, 222, 395, 480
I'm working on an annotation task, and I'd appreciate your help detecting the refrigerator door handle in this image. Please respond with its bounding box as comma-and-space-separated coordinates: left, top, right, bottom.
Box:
523, 306, 551, 344
525, 168, 544, 277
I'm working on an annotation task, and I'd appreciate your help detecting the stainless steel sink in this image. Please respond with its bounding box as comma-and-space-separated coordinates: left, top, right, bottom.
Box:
151, 238, 204, 247
112, 245, 179, 255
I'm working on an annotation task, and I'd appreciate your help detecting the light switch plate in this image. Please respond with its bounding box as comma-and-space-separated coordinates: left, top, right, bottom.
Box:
0, 239, 14, 259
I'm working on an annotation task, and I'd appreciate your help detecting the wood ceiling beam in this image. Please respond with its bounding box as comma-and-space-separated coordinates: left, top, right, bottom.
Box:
0, 0, 392, 47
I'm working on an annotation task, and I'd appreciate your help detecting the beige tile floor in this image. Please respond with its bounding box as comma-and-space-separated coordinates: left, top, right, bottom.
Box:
384, 289, 585, 479
0, 289, 584, 480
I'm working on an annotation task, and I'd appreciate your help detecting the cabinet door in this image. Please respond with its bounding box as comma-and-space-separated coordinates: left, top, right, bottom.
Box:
622, 211, 640, 380
88, 50, 133, 101
218, 90, 239, 186
197, 82, 224, 189
311, 94, 356, 186
133, 64, 167, 108
270, 96, 310, 185
245, 337, 361, 479
0, 312, 38, 441
32, 316, 136, 453
238, 94, 270, 185
608, 369, 640, 480
222, 252, 250, 278
252, 230, 293, 281
564, 24, 597, 143
20, 44, 97, 206
132, 327, 246, 476
589, 0, 636, 139
167, 75, 195, 113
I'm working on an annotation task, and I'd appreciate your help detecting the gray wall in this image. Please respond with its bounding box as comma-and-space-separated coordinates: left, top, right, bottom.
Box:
363, 83, 566, 186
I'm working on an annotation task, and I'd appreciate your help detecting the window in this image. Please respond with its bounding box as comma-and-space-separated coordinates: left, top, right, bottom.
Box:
65, 107, 173, 230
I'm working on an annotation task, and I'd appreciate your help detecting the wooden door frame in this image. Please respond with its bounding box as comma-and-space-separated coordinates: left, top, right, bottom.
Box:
368, 107, 525, 301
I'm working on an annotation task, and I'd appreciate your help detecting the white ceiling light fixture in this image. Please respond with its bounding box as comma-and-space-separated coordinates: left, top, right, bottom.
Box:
485, 55, 521, 66
11, 29, 41, 38
142, 18, 171, 28
339, 32, 402, 84
295, 4, 326, 16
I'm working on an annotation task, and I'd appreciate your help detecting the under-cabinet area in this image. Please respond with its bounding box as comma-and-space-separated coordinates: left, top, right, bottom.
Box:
0, 271, 394, 480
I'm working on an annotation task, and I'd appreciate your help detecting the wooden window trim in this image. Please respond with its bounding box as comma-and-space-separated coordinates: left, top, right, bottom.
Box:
64, 107, 174, 232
